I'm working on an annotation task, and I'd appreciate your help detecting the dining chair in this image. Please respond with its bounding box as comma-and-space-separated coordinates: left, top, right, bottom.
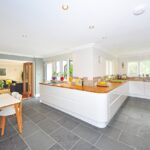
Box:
0, 92, 22, 136
11, 92, 19, 98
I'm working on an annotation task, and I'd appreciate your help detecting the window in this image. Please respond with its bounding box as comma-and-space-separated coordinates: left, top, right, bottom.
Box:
46, 63, 52, 81
69, 60, 73, 77
56, 61, 60, 74
140, 60, 150, 75
45, 59, 73, 81
63, 60, 68, 79
62, 60, 73, 79
128, 62, 138, 76
106, 60, 113, 75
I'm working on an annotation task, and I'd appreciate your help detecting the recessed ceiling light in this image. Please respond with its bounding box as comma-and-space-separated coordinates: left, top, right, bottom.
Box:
89, 25, 95, 29
62, 4, 69, 10
133, 4, 146, 16
102, 36, 107, 40
22, 34, 27, 38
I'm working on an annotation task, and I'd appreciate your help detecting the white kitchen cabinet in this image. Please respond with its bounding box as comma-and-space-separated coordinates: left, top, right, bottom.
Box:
108, 83, 128, 120
144, 82, 150, 98
129, 81, 145, 98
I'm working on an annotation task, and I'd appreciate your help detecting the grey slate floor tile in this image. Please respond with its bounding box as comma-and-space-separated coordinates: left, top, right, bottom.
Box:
48, 143, 64, 150
21, 120, 39, 138
1, 97, 150, 150
71, 139, 99, 150
57, 116, 80, 130
29, 112, 46, 124
37, 118, 61, 135
138, 125, 150, 139
46, 110, 65, 121
96, 135, 134, 150
98, 125, 121, 139
9, 114, 29, 126
72, 124, 101, 144
51, 127, 80, 150
124, 118, 141, 135
0, 134, 28, 150
119, 131, 150, 150
25, 130, 55, 150
34, 103, 54, 114
23, 108, 38, 118
0, 122, 17, 142
109, 119, 127, 131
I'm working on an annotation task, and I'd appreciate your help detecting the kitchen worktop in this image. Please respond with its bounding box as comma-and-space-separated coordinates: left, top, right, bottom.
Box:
40, 81, 126, 93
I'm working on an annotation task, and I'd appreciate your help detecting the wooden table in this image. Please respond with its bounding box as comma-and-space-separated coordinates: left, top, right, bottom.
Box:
0, 94, 22, 133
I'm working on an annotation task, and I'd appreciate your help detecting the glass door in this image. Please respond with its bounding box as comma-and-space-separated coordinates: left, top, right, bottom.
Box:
23, 63, 33, 98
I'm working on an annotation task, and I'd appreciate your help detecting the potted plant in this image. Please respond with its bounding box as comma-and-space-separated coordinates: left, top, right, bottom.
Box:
0, 80, 4, 89
60, 72, 64, 81
52, 71, 57, 81
6, 79, 12, 89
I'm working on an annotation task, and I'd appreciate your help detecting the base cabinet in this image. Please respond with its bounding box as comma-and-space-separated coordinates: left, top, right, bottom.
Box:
144, 82, 150, 98
129, 81, 150, 99
40, 83, 128, 128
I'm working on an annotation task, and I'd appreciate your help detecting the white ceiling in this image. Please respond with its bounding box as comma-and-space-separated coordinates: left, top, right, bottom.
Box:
0, 0, 150, 58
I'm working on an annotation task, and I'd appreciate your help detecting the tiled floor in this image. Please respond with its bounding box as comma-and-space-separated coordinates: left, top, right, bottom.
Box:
0, 96, 150, 150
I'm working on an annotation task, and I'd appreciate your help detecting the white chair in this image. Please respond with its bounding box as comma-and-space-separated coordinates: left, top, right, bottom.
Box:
0, 92, 22, 136
11, 92, 19, 98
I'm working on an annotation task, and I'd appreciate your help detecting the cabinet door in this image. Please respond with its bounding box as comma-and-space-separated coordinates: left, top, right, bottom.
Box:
144, 82, 150, 97
129, 81, 144, 97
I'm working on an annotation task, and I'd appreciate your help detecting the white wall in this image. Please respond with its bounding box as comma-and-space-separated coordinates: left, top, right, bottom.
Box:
44, 46, 119, 79
72, 46, 118, 78
0, 61, 23, 82
93, 48, 118, 77
72, 47, 94, 79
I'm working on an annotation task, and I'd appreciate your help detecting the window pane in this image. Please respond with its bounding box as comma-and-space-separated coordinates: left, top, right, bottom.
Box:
69, 60, 73, 77
46, 63, 52, 81
128, 62, 138, 76
109, 61, 113, 75
106, 60, 113, 75
106, 61, 109, 75
56, 61, 60, 74
63, 61, 68, 79
140, 61, 150, 75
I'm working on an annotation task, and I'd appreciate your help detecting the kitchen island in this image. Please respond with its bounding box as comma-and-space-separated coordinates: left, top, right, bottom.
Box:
40, 82, 129, 128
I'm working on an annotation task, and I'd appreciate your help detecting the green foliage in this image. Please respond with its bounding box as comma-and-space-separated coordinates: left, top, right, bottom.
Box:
63, 63, 73, 79
0, 80, 4, 89
52, 71, 57, 77
69, 63, 73, 76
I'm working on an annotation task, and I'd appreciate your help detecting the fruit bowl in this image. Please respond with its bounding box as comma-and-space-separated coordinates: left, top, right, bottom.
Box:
97, 81, 109, 87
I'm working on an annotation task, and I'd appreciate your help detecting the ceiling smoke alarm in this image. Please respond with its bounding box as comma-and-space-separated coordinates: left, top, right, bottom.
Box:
133, 5, 146, 16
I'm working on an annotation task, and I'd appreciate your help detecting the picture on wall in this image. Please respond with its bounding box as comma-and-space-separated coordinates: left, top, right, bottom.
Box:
0, 68, 6, 76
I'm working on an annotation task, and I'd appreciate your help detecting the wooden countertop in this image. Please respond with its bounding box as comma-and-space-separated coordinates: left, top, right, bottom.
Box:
40, 82, 126, 93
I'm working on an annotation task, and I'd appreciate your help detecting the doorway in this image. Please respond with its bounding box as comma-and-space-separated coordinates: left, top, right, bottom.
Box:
23, 63, 33, 98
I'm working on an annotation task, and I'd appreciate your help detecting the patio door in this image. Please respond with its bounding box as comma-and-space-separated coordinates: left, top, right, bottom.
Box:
23, 63, 33, 98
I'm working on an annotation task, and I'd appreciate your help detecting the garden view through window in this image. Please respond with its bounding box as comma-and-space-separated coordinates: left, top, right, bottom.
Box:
46, 60, 73, 81
128, 60, 150, 76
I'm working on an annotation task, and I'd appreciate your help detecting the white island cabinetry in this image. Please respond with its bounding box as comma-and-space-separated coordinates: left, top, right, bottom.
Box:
40, 83, 128, 128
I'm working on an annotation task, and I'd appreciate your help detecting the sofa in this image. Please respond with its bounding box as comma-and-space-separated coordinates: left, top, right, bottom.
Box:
0, 79, 23, 94
10, 83, 23, 94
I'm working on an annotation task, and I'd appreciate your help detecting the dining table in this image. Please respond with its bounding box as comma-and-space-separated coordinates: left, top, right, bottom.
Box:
0, 94, 22, 133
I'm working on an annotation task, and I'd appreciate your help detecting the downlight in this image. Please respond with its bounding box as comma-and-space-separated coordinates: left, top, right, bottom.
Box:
62, 4, 69, 11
